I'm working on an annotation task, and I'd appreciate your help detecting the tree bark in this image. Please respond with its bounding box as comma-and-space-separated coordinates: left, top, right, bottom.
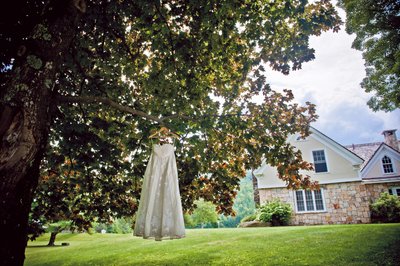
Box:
47, 232, 59, 246
0, 1, 85, 265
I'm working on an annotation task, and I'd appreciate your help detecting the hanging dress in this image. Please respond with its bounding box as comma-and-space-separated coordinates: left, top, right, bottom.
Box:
134, 143, 185, 241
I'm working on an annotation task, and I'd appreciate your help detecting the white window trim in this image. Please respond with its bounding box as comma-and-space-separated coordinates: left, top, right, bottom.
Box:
389, 186, 400, 196
294, 189, 327, 213
380, 154, 397, 175
311, 149, 329, 174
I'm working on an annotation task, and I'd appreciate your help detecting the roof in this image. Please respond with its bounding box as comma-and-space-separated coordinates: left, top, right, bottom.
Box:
345, 142, 382, 169
345, 141, 400, 170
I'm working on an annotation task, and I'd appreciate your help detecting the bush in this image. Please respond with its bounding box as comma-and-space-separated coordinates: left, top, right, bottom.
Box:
257, 199, 292, 226
184, 213, 195, 227
240, 214, 257, 223
108, 218, 133, 234
93, 222, 108, 233
93, 218, 133, 234
370, 192, 400, 223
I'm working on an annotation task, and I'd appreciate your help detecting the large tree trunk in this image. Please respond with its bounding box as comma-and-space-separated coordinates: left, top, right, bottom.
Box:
0, 141, 43, 265
0, 1, 85, 265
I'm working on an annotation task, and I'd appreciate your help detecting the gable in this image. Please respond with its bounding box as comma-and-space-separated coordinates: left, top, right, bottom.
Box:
305, 127, 364, 166
361, 144, 400, 181
255, 127, 364, 189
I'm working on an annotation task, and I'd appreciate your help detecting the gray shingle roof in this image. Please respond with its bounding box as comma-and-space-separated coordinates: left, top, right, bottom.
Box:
345, 141, 400, 169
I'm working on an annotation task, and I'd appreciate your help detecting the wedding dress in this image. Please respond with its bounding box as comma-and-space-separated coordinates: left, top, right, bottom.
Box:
133, 144, 185, 241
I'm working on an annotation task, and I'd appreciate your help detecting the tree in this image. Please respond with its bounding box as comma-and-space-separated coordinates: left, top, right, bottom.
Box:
28, 158, 137, 245
44, 221, 72, 246
190, 199, 219, 228
220, 172, 256, 227
338, 0, 400, 111
0, 0, 341, 264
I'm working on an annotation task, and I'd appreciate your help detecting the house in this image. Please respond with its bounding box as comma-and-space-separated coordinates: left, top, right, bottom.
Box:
253, 127, 400, 225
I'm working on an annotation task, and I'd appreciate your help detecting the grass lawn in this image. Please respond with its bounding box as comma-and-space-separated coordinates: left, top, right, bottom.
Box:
25, 223, 400, 266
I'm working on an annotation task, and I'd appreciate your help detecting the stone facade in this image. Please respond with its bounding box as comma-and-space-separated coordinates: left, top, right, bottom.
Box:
365, 182, 400, 201
258, 181, 400, 225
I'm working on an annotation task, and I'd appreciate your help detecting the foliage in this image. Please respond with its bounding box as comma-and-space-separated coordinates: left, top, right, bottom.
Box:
240, 214, 257, 223
183, 213, 195, 228
257, 199, 292, 226
189, 199, 219, 228
46, 221, 72, 234
106, 218, 133, 234
338, 0, 400, 111
25, 225, 400, 266
1, 0, 342, 220
93, 223, 108, 234
28, 164, 137, 240
370, 192, 400, 223
219, 173, 256, 227
0, 3, 342, 262
93, 218, 134, 234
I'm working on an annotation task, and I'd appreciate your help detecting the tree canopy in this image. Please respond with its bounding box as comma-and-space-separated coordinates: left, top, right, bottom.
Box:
338, 0, 400, 111
0, 1, 341, 263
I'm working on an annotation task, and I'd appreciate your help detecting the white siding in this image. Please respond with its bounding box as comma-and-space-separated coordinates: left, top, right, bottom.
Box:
256, 133, 362, 189
363, 154, 400, 179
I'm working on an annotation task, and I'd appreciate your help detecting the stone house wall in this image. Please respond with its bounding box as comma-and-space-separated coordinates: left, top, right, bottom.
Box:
258, 181, 400, 225
364, 182, 400, 201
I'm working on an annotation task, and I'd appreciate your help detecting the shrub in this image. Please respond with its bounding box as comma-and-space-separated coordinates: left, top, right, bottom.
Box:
94, 218, 133, 234
257, 199, 292, 226
370, 192, 400, 223
240, 214, 257, 223
108, 218, 133, 234
184, 213, 195, 228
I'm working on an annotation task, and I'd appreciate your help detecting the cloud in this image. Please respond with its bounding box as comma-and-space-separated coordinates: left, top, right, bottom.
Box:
313, 104, 384, 145
261, 20, 400, 145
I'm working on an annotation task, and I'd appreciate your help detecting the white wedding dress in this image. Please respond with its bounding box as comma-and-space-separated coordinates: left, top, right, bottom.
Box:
134, 144, 185, 241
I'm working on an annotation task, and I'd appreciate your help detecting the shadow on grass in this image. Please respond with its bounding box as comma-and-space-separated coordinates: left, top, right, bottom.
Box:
369, 237, 400, 265
27, 244, 70, 248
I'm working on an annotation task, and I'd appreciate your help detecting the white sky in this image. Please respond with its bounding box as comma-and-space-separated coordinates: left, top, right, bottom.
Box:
263, 7, 400, 146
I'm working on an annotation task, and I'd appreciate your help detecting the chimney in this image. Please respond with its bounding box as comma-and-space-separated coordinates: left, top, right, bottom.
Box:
382, 129, 399, 151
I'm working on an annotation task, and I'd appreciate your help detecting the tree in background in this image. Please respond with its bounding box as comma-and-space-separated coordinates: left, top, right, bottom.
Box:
93, 217, 134, 234
220, 172, 256, 228
338, 0, 400, 111
0, 0, 341, 263
190, 199, 219, 228
43, 221, 72, 246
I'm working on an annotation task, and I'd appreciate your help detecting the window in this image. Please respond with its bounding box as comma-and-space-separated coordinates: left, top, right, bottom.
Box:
388, 187, 400, 196
382, 156, 394, 174
295, 191, 305, 211
295, 189, 325, 212
312, 150, 328, 173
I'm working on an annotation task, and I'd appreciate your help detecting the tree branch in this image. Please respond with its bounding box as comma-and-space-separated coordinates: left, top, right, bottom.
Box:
56, 95, 256, 125
56, 95, 164, 123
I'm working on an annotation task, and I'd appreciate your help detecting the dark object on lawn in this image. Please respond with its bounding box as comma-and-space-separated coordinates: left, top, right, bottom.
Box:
61, 243, 70, 246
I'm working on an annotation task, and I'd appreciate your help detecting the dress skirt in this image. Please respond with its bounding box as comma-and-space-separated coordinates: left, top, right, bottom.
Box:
133, 144, 185, 240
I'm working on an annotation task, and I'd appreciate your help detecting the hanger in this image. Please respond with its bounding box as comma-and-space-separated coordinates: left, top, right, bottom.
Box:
149, 126, 180, 139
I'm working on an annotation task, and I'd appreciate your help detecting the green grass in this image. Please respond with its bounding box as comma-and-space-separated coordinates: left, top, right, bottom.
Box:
25, 224, 400, 266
